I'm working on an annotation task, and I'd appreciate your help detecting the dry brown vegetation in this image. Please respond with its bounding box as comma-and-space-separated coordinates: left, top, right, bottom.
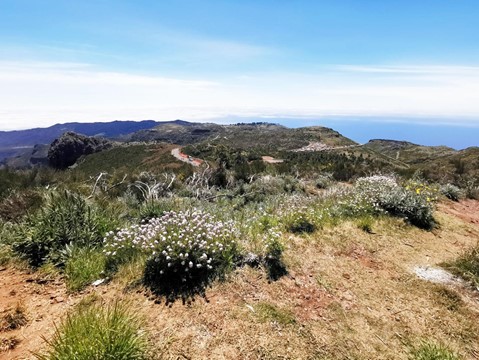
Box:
0, 200, 478, 359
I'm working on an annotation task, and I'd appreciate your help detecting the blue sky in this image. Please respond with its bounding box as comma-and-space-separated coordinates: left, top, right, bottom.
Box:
0, 1, 479, 147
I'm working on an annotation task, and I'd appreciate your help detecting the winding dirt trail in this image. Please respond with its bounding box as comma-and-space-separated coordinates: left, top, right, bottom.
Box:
171, 148, 203, 167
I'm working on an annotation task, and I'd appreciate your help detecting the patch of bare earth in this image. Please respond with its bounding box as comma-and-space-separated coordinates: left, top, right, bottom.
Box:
438, 199, 479, 226
261, 156, 284, 164
2, 200, 479, 359
0, 268, 70, 360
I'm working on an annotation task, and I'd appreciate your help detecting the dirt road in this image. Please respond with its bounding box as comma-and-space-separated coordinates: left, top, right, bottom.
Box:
171, 148, 202, 167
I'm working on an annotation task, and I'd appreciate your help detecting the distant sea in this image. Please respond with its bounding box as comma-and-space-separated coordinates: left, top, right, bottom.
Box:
216, 117, 479, 150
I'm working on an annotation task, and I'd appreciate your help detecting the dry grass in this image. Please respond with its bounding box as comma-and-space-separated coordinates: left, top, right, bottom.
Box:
0, 303, 27, 332
0, 335, 19, 353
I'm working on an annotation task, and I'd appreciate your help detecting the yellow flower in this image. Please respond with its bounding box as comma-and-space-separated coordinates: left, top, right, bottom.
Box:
416, 189, 420, 194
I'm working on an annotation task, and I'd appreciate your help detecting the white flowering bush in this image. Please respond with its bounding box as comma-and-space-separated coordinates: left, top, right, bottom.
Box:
104, 209, 238, 301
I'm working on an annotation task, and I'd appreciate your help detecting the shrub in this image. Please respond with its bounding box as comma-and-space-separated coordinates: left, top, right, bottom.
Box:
104, 210, 239, 302
379, 187, 435, 229
64, 245, 106, 292
440, 184, 464, 202
35, 301, 148, 360
315, 173, 333, 189
262, 230, 287, 280
409, 341, 461, 360
12, 191, 111, 267
351, 176, 436, 230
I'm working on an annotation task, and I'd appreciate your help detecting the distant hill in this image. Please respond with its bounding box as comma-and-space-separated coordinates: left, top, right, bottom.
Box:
362, 139, 457, 164
0, 120, 178, 165
2, 120, 478, 183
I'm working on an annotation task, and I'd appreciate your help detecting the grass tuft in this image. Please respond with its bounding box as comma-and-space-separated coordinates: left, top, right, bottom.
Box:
65, 246, 106, 292
35, 301, 148, 360
255, 302, 296, 326
410, 341, 462, 360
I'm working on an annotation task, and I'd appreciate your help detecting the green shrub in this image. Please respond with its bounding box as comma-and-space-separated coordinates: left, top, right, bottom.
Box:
409, 341, 461, 360
440, 184, 464, 202
315, 173, 333, 189
104, 210, 239, 302
64, 245, 106, 292
13, 191, 111, 267
35, 301, 148, 360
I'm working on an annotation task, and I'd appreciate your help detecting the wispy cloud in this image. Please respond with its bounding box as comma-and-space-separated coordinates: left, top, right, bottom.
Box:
336, 64, 479, 75
0, 61, 479, 130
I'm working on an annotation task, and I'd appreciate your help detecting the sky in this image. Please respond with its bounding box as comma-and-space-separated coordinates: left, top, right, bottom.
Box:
0, 0, 478, 147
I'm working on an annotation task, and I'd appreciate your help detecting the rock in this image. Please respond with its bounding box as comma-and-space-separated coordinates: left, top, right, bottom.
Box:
48, 131, 112, 169
91, 279, 106, 286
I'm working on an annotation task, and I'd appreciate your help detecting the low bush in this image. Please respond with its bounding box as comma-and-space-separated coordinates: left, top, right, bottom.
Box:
105, 210, 239, 302
35, 301, 148, 360
262, 229, 287, 280
350, 176, 436, 230
440, 184, 464, 202
12, 191, 112, 267
315, 173, 334, 189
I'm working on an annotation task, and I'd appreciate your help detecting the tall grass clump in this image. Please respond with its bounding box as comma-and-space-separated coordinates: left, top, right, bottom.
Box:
64, 245, 106, 292
35, 301, 148, 360
12, 191, 112, 267
104, 209, 239, 302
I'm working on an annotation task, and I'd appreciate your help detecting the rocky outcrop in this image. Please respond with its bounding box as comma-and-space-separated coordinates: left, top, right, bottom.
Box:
48, 132, 112, 169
